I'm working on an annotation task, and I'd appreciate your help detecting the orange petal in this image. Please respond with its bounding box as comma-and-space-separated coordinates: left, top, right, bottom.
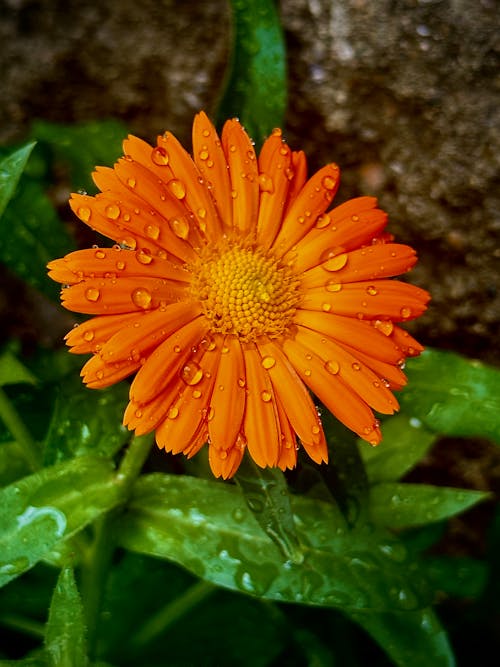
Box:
242, 344, 281, 468
389, 325, 425, 356
123, 379, 181, 435
299, 280, 430, 321
99, 302, 201, 363
294, 326, 399, 415
256, 133, 293, 249
208, 335, 246, 450
158, 130, 223, 240
292, 198, 387, 272
272, 163, 340, 255
339, 343, 408, 390
129, 316, 208, 403
293, 310, 403, 364
283, 336, 381, 445
193, 111, 233, 229
209, 436, 246, 479
155, 344, 220, 454
257, 339, 327, 463
301, 244, 418, 287
61, 276, 187, 315
283, 150, 308, 215
274, 395, 299, 470
65, 312, 142, 354
81, 354, 141, 389
221, 119, 259, 235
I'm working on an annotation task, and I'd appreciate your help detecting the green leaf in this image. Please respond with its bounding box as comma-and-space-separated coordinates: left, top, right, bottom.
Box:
0, 350, 37, 388
348, 607, 456, 667
235, 458, 303, 563
43, 375, 129, 466
32, 120, 128, 193
369, 482, 490, 529
115, 473, 431, 612
0, 143, 35, 219
0, 441, 32, 486
45, 567, 88, 667
360, 414, 437, 484
0, 178, 74, 299
400, 349, 500, 444
217, 0, 287, 144
0, 456, 124, 588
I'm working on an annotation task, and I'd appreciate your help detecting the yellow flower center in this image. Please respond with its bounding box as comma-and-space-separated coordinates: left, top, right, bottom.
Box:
192, 244, 300, 341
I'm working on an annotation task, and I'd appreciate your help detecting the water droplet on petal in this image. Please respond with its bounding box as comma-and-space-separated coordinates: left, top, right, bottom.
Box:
168, 179, 186, 199
352, 362, 361, 371
315, 213, 330, 229
94, 249, 106, 259
366, 285, 378, 296
322, 175, 337, 190
83, 330, 95, 342
374, 319, 394, 336
121, 236, 137, 250
136, 249, 153, 265
151, 146, 169, 166
116, 260, 126, 270
169, 217, 189, 240
322, 302, 332, 312
105, 204, 121, 220
202, 128, 210, 138
127, 177, 136, 188
323, 253, 348, 271
258, 173, 274, 193
261, 356, 276, 370
85, 287, 100, 302
324, 359, 340, 375
144, 223, 160, 240
173, 345, 181, 353
311, 425, 320, 435
168, 406, 179, 419
192, 389, 202, 398
131, 287, 152, 309
325, 281, 342, 293
181, 361, 204, 386
400, 306, 412, 319
304, 368, 312, 376
198, 148, 209, 161
78, 206, 92, 222
261, 390, 272, 402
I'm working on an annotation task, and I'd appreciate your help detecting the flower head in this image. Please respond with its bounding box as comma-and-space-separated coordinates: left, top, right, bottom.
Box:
48, 112, 429, 478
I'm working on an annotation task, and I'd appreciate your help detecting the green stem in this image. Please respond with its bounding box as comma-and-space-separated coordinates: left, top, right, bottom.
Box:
81, 433, 154, 658
0, 612, 45, 638
131, 580, 216, 648
0, 387, 41, 471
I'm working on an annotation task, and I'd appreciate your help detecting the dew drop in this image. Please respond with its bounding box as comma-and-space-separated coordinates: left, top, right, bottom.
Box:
311, 425, 321, 435
144, 223, 160, 240
201, 336, 216, 351
400, 306, 412, 319
374, 319, 394, 336
324, 359, 340, 375
94, 249, 106, 259
131, 287, 152, 309
116, 260, 126, 270
304, 368, 312, 376
325, 281, 342, 293
181, 361, 204, 386
136, 249, 153, 265
323, 253, 348, 271
78, 206, 92, 222
151, 146, 169, 166
322, 302, 332, 312
96, 369, 104, 380
352, 362, 361, 371
192, 389, 202, 399
85, 287, 100, 302
105, 204, 121, 220
169, 217, 189, 240
168, 406, 179, 419
351, 214, 359, 222
366, 285, 378, 296
261, 356, 276, 370
202, 128, 210, 138
238, 378, 246, 388
261, 390, 272, 402
121, 236, 137, 250
173, 345, 181, 353
315, 213, 330, 229
123, 213, 131, 222
198, 148, 209, 161
168, 179, 186, 199
322, 174, 338, 190
83, 330, 95, 342
197, 207, 207, 219
258, 173, 274, 193
127, 177, 136, 188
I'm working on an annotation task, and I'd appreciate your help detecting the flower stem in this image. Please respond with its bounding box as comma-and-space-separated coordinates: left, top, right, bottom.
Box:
131, 580, 216, 648
81, 433, 154, 658
0, 387, 41, 471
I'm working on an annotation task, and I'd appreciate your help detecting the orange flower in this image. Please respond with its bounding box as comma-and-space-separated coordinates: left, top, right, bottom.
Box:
48, 112, 430, 478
